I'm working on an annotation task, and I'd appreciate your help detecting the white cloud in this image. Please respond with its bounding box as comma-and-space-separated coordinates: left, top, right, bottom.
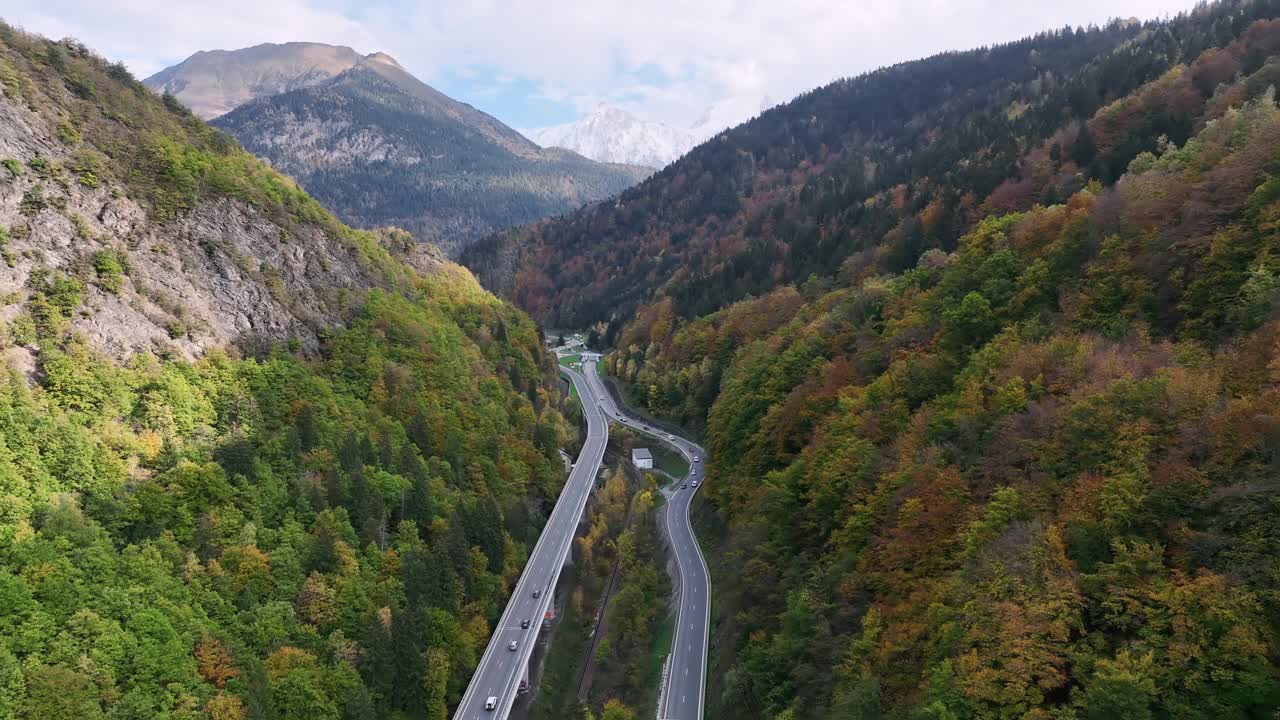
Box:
4, 0, 380, 78
2, 0, 1196, 128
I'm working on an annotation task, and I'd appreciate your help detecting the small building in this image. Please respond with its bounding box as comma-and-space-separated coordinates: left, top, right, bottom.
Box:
631, 447, 653, 470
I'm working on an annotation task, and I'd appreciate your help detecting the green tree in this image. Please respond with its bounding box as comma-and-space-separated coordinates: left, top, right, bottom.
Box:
23, 665, 103, 720
1084, 652, 1155, 720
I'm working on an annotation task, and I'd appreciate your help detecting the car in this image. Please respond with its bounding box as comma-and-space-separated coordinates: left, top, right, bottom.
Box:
692, 480, 700, 487
485, 696, 497, 711
643, 425, 649, 431
508, 640, 519, 651
532, 589, 541, 598
668, 434, 676, 440
693, 456, 700, 462
521, 619, 531, 629
681, 483, 687, 489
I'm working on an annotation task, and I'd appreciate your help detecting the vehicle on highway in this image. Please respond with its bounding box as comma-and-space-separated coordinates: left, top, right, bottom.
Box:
520, 619, 530, 629
485, 696, 497, 711
668, 434, 676, 440
694, 456, 700, 462
532, 589, 541, 598
681, 483, 687, 489
693, 480, 700, 487
643, 425, 649, 430
508, 640, 519, 651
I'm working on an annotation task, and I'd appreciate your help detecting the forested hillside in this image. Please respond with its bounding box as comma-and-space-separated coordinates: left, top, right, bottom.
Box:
0, 23, 571, 720
211, 54, 649, 255
472, 1, 1280, 717
463, 1, 1280, 329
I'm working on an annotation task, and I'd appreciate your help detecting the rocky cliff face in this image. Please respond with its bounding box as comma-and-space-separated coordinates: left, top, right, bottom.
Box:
0, 27, 575, 720
0, 39, 417, 365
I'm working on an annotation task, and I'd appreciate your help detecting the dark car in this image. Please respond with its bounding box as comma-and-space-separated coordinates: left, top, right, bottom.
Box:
681, 483, 687, 489
521, 619, 531, 629
532, 589, 541, 598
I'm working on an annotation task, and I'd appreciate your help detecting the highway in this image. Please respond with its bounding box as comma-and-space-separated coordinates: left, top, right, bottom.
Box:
451, 354, 709, 720
451, 362, 609, 720
580, 359, 709, 720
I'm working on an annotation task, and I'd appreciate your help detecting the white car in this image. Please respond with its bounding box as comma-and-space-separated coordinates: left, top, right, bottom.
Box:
485, 696, 497, 710
508, 640, 519, 651
692, 480, 700, 487
693, 456, 700, 462
668, 434, 676, 440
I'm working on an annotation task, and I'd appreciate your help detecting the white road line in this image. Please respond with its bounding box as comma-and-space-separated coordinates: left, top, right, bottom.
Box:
452, 368, 608, 719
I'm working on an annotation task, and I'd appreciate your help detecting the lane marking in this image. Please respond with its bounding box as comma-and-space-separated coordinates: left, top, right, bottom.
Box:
454, 369, 608, 718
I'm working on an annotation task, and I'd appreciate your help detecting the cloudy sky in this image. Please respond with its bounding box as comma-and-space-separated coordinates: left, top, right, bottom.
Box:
6, 0, 1197, 130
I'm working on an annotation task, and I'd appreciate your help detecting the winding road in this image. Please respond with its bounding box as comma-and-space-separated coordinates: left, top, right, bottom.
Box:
580, 358, 709, 720
451, 354, 709, 720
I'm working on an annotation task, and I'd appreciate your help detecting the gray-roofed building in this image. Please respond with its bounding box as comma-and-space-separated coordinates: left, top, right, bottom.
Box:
631, 447, 653, 470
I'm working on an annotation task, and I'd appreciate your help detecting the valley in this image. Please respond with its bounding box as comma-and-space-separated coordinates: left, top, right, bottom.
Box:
2, 1, 1280, 720
456, 346, 710, 720
465, 2, 1280, 718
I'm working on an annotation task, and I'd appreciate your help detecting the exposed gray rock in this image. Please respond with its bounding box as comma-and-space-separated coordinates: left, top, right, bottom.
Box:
0, 76, 396, 362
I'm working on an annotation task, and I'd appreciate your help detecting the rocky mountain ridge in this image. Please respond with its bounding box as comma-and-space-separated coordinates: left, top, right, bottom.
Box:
143, 41, 373, 119
0, 36, 436, 364
207, 53, 649, 254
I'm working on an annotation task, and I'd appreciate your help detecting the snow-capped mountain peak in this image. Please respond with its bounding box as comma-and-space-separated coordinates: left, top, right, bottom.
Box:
522, 104, 696, 170
522, 96, 777, 170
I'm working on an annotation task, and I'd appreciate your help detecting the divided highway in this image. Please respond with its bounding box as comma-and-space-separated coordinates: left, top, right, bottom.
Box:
580, 360, 709, 720
451, 362, 608, 720
451, 354, 709, 720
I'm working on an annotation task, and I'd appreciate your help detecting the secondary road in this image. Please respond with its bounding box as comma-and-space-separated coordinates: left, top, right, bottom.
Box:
452, 363, 609, 720
580, 358, 709, 720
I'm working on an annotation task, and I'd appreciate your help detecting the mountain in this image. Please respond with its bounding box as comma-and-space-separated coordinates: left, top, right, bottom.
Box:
461, 4, 1275, 327
0, 23, 573, 720
463, 2, 1280, 718
142, 41, 368, 119
523, 98, 778, 170
148, 44, 649, 255
522, 104, 697, 169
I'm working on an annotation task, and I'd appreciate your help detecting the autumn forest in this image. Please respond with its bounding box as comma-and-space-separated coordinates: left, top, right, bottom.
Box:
468, 2, 1280, 718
